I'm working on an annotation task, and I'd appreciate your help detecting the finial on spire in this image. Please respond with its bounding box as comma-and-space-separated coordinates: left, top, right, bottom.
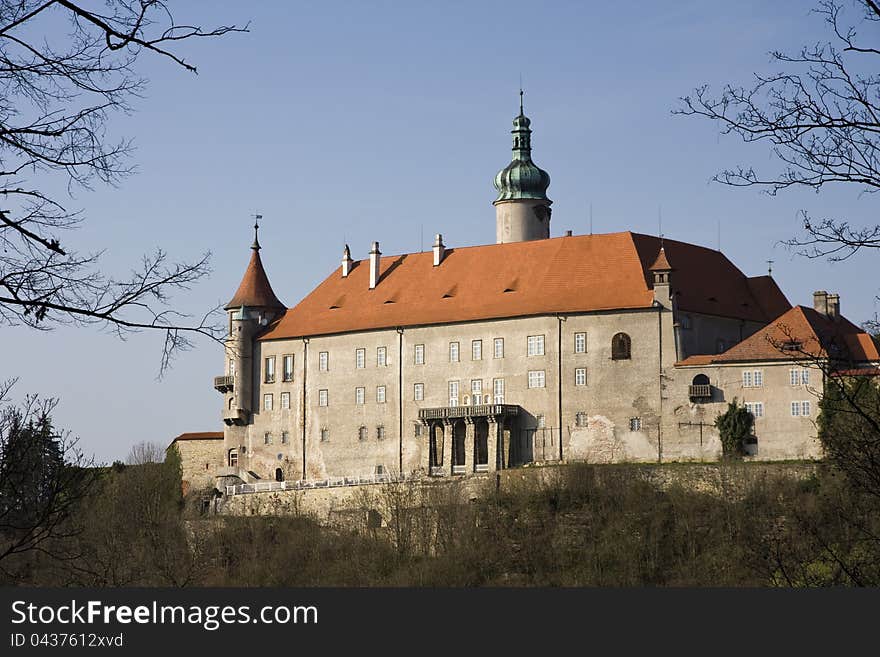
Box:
519, 87, 524, 116
251, 214, 262, 250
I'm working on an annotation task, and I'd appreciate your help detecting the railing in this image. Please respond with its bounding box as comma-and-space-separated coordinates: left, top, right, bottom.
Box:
214, 375, 234, 392
224, 471, 419, 497
688, 384, 712, 400
418, 404, 519, 421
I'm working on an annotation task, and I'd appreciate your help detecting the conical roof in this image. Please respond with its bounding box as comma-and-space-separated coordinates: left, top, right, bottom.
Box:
225, 229, 285, 311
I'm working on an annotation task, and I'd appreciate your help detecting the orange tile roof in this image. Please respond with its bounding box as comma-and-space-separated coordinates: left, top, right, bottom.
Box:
679, 305, 879, 365
260, 232, 791, 341
225, 248, 285, 311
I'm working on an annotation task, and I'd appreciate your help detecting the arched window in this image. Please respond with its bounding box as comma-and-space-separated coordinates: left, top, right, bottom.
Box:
275, 468, 284, 482
611, 333, 631, 360
692, 374, 710, 386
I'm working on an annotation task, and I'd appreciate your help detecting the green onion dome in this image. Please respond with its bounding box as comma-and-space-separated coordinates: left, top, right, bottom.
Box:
493, 100, 551, 204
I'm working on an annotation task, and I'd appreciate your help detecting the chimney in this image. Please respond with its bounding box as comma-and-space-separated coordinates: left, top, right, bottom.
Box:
433, 234, 445, 266
813, 290, 829, 315
827, 293, 840, 320
369, 241, 381, 289
341, 244, 353, 278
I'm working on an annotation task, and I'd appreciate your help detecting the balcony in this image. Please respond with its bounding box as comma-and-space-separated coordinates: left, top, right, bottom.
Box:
418, 404, 520, 422
214, 375, 234, 393
222, 406, 248, 426
688, 384, 712, 402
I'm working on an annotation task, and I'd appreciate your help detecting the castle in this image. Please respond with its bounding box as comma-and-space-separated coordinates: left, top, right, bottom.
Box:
170, 98, 880, 494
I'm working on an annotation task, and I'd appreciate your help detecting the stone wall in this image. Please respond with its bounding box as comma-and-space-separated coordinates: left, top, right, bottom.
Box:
218, 461, 818, 524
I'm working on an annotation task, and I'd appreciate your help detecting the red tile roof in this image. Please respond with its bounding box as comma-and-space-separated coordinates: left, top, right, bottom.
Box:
261, 232, 791, 341
677, 305, 879, 366
170, 431, 223, 443
225, 248, 285, 311
648, 246, 672, 271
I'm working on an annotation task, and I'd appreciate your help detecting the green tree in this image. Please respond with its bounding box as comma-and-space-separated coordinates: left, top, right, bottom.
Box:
0, 383, 97, 581
714, 400, 753, 459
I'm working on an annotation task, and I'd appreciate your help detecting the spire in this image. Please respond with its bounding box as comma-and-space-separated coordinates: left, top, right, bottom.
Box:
225, 220, 285, 311
519, 87, 524, 116
251, 214, 262, 250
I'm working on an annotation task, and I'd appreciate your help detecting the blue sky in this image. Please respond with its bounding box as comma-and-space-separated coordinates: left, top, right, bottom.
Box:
5, 1, 877, 463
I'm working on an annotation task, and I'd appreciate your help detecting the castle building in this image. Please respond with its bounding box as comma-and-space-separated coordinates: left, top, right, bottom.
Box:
203, 100, 879, 489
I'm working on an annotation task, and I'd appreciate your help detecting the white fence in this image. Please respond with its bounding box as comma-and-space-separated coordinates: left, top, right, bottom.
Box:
225, 471, 419, 497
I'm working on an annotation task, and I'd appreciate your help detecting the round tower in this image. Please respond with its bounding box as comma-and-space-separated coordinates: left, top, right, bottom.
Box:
493, 91, 552, 243
220, 220, 285, 429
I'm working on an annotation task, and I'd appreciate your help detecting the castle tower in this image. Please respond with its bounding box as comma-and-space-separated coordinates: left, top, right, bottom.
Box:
493, 91, 552, 243
219, 220, 285, 427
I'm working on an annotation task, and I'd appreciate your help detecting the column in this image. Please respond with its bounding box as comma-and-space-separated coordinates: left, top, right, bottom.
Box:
464, 417, 475, 474
442, 418, 453, 476
486, 417, 500, 472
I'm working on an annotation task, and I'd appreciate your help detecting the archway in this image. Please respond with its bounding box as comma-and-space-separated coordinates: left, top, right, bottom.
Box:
452, 420, 466, 474
275, 468, 284, 482
430, 423, 445, 473
474, 419, 489, 471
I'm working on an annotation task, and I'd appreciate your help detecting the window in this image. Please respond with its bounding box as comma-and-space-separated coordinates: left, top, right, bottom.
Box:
471, 379, 482, 404
377, 385, 386, 404
320, 428, 329, 442
791, 401, 811, 417
414, 423, 423, 437
537, 414, 546, 429
574, 332, 586, 354
263, 393, 273, 411
801, 400, 811, 416
414, 344, 425, 365
282, 354, 294, 382
228, 449, 238, 468
414, 383, 424, 401
318, 389, 328, 407
356, 387, 365, 405
791, 401, 800, 417
629, 417, 642, 432
356, 348, 365, 369
743, 370, 763, 388
611, 333, 631, 360
281, 431, 289, 445
449, 380, 460, 407
493, 378, 504, 404
358, 426, 368, 441
527, 335, 545, 356
472, 339, 482, 360
494, 338, 504, 358
575, 367, 587, 386
745, 402, 764, 418
575, 412, 588, 427
228, 359, 235, 377
790, 368, 810, 386
377, 346, 387, 367
264, 431, 272, 445
264, 356, 276, 383
449, 341, 460, 362
281, 392, 291, 410
377, 426, 386, 440
528, 370, 546, 388
319, 351, 329, 371
681, 315, 692, 330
